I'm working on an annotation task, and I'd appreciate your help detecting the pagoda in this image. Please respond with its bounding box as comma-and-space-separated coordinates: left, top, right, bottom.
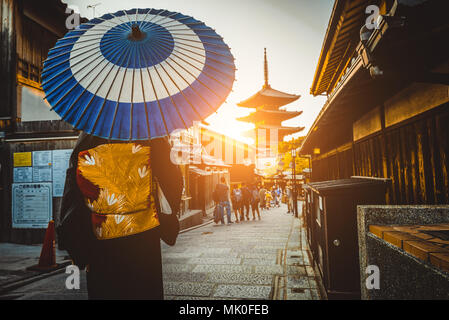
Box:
237, 49, 304, 156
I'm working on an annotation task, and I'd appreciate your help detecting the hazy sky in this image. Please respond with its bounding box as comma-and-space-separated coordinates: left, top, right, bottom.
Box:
63, 0, 333, 142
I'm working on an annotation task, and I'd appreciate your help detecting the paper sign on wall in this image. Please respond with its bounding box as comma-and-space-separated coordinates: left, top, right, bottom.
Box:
12, 183, 52, 229
32, 151, 52, 182
52, 149, 72, 197
13, 152, 32, 167
32, 150, 52, 167
13, 167, 33, 183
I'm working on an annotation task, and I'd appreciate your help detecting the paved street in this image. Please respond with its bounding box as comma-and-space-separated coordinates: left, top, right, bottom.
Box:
0, 243, 69, 290
163, 203, 320, 300
4, 203, 320, 300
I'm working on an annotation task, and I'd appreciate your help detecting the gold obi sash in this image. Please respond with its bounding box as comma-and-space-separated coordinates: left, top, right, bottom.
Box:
76, 143, 160, 240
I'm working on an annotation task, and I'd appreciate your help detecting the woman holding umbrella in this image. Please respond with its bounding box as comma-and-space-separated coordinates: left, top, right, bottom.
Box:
60, 133, 182, 299
46, 8, 235, 299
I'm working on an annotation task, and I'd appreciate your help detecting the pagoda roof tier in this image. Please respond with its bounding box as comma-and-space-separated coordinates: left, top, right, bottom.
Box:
242, 125, 305, 138
237, 86, 301, 109
237, 110, 302, 123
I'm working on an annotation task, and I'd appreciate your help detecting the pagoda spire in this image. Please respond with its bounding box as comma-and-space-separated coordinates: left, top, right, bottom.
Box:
237, 48, 303, 163
264, 48, 270, 88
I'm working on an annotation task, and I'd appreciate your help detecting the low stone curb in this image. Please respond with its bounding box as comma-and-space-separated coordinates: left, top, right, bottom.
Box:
0, 260, 72, 296
180, 218, 214, 234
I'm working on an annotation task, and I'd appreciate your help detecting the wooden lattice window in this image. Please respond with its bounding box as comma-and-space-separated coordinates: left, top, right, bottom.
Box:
17, 58, 42, 85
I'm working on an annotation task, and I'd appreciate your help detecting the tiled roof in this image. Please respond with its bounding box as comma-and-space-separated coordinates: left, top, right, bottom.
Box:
237, 86, 300, 108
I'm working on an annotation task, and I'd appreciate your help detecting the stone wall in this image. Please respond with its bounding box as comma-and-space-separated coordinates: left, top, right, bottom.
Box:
357, 205, 449, 299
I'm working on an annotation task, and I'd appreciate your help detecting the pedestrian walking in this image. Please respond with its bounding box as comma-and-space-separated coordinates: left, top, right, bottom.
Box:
271, 187, 277, 207
259, 185, 267, 210
212, 185, 222, 223
274, 186, 281, 207
265, 189, 272, 209
241, 183, 252, 220
251, 185, 261, 220
214, 177, 233, 225
231, 186, 242, 223
287, 186, 293, 213
59, 133, 182, 299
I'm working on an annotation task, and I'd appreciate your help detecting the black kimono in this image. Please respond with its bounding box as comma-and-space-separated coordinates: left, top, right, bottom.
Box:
58, 132, 182, 299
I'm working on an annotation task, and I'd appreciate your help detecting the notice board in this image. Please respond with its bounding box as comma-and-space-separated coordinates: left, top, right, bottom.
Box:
11, 149, 73, 229
12, 183, 53, 229
13, 149, 72, 197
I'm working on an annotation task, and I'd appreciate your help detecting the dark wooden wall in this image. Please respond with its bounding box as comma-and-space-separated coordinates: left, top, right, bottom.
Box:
15, 0, 71, 82
359, 102, 449, 205
0, 0, 17, 118
1, 0, 63, 119
14, 0, 75, 136
16, 14, 58, 83
311, 102, 449, 205
0, 1, 87, 244
312, 148, 353, 182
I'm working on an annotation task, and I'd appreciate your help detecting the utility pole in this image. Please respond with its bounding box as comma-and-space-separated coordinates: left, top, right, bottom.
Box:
291, 148, 298, 218
87, 3, 101, 18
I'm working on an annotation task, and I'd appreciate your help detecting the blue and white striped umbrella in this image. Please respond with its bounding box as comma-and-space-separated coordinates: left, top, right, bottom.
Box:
42, 8, 235, 140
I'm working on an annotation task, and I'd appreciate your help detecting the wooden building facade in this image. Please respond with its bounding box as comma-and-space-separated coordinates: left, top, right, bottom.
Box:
183, 125, 254, 216
0, 1, 246, 243
300, 0, 449, 205
0, 0, 86, 243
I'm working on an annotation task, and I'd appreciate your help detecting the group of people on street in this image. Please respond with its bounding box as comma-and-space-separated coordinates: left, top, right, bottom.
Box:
213, 178, 297, 225
213, 178, 259, 224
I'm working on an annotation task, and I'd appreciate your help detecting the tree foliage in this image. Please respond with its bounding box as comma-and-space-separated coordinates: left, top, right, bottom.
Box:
278, 136, 305, 154
277, 136, 310, 176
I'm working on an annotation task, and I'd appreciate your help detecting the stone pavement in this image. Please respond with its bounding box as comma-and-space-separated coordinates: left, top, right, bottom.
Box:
0, 243, 69, 291
1, 203, 321, 300
162, 203, 321, 300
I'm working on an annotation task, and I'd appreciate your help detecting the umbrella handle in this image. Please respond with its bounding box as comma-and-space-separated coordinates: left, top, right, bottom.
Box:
129, 24, 146, 41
